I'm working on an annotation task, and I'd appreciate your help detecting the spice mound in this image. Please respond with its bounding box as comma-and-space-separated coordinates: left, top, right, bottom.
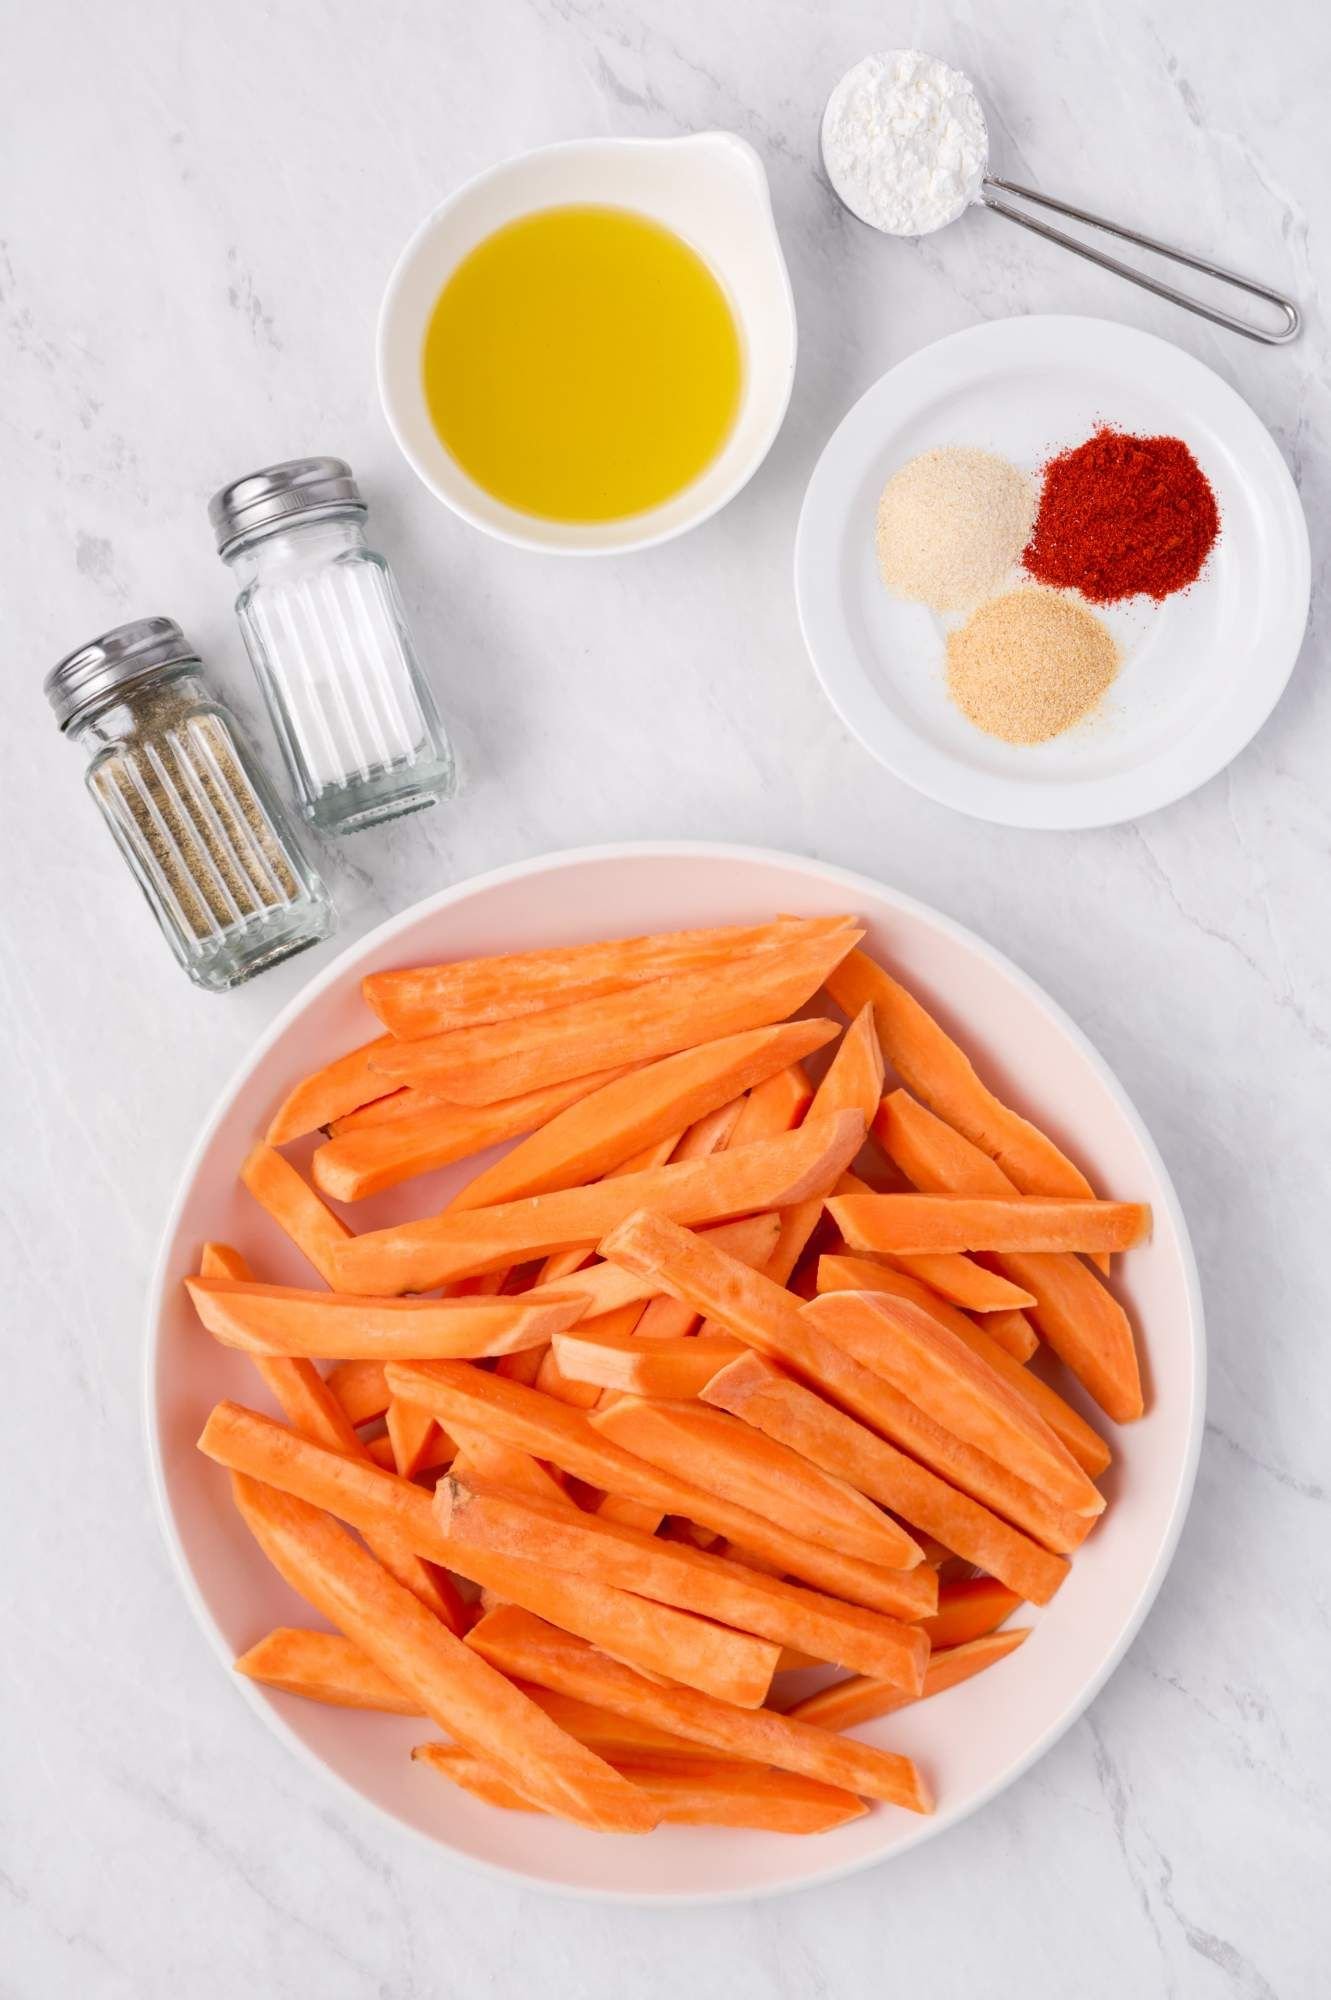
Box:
946, 589, 1118, 745
876, 447, 1036, 613
1023, 427, 1220, 603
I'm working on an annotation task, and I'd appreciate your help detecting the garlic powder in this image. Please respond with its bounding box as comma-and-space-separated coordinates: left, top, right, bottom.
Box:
822, 50, 989, 237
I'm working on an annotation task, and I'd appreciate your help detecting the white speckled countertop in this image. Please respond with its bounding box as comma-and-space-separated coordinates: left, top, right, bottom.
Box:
3, 0, 1328, 1992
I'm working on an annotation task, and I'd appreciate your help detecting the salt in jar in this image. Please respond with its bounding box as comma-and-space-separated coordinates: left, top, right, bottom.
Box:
209, 458, 457, 834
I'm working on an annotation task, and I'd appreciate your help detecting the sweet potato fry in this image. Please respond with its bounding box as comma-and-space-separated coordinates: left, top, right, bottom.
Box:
816, 1256, 1109, 1478
384, 1361, 935, 1621
728, 1064, 816, 1146
623, 1099, 746, 1345
265, 1037, 398, 1146
765, 1006, 885, 1287
783, 1628, 1030, 1730
415, 1744, 538, 1810
234, 1627, 422, 1713
186, 1276, 584, 1361
326, 1358, 390, 1428
826, 1193, 1150, 1256
468, 1608, 931, 1814
983, 1309, 1040, 1361
521, 1688, 713, 1758
240, 1144, 354, 1290
921, 1578, 1022, 1651
830, 1173, 1037, 1316
448, 1020, 836, 1213
882, 1251, 1037, 1313
332, 1111, 867, 1295
200, 1404, 777, 1704
447, 1426, 574, 1507
552, 1328, 743, 1399
229, 1474, 656, 1833
384, 1396, 444, 1479
589, 1397, 923, 1572
312, 1068, 627, 1202
700, 1350, 1067, 1604
415, 1741, 868, 1832
197, 1248, 465, 1629
875, 1089, 1143, 1422
595, 1493, 667, 1534
802, 1292, 1093, 1550
602, 1210, 1086, 1553
369, 927, 865, 1104
827, 948, 1102, 1209
363, 915, 857, 1040
438, 1477, 928, 1689
802, 1288, 1102, 1517
818, 1252, 1031, 1355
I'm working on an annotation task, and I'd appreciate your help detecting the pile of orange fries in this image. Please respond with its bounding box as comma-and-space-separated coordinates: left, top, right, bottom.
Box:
191, 913, 1147, 1836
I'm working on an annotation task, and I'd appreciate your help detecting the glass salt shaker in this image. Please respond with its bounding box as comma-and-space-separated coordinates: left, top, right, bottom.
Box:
209, 458, 457, 834
45, 617, 335, 992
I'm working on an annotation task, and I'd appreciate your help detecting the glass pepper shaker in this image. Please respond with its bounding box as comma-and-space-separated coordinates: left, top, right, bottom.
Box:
45, 617, 335, 992
209, 458, 457, 834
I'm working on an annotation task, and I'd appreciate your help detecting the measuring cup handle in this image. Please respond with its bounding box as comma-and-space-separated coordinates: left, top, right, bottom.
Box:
978, 176, 1300, 346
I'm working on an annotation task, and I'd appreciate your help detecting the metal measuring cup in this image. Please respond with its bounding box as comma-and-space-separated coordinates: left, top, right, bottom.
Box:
822, 54, 1300, 346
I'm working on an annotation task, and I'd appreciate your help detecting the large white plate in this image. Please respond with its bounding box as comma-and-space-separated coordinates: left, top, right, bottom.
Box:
146, 842, 1204, 1902
794, 316, 1309, 829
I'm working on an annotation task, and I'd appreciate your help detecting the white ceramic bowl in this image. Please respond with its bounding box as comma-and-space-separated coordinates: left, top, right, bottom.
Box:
376, 136, 797, 555
146, 842, 1204, 1902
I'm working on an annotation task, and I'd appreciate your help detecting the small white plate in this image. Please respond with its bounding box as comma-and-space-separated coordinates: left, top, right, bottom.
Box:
146, 842, 1203, 1903
794, 316, 1309, 829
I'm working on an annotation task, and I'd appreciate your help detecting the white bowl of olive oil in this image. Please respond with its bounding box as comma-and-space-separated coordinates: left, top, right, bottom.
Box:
377, 134, 797, 555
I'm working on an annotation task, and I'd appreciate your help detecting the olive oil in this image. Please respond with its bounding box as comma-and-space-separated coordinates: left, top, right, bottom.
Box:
422, 205, 743, 523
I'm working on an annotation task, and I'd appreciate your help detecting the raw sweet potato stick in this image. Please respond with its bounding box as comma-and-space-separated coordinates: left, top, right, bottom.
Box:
383, 1361, 935, 1620
196, 1245, 465, 1632
265, 1037, 400, 1146
799, 1289, 1103, 1517
369, 926, 864, 1104
784, 1628, 1030, 1731
588, 1397, 923, 1571
414, 1742, 867, 1833
468, 1608, 932, 1814
312, 1067, 628, 1202
186, 1277, 585, 1361
240, 1144, 354, 1290
437, 1476, 928, 1688
363, 915, 857, 1038
199, 1403, 778, 1705
826, 945, 1106, 1214
826, 1193, 1151, 1256
449, 1019, 836, 1213
875, 1090, 1144, 1422
817, 1254, 1109, 1477
700, 1348, 1067, 1604
332, 1110, 866, 1295
601, 1211, 1089, 1554
229, 1473, 658, 1833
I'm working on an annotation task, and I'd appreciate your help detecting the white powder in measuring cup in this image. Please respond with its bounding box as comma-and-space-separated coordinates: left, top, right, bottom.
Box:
822, 50, 989, 236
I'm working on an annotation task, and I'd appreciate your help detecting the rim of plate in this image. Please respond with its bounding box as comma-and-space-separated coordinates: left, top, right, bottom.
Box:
374, 134, 798, 556
143, 840, 1206, 1904
794, 315, 1311, 831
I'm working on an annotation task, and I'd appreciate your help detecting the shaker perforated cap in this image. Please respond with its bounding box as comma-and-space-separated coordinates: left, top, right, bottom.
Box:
44, 616, 199, 731
208, 456, 366, 554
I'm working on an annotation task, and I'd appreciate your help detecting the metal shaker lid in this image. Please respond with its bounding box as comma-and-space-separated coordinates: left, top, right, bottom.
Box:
44, 616, 199, 731
208, 456, 366, 555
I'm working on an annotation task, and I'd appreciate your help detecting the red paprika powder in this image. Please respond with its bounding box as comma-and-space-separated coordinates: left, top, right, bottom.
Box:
1023, 427, 1219, 603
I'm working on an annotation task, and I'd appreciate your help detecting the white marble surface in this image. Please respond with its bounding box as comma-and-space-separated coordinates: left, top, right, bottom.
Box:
2, 0, 1328, 1991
